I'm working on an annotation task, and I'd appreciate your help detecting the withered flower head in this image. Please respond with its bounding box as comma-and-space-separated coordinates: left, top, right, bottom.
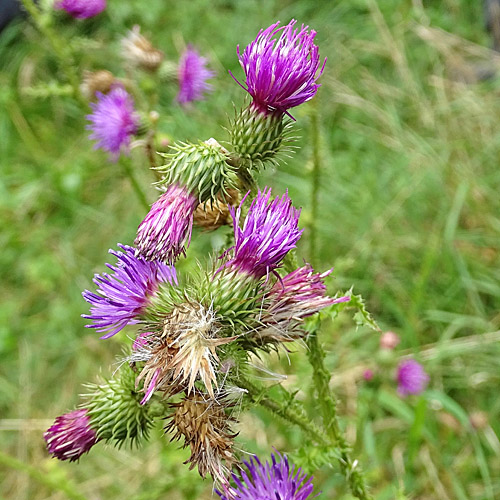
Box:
165, 393, 238, 482
80, 70, 117, 100
121, 25, 164, 72
131, 301, 235, 402
193, 189, 240, 231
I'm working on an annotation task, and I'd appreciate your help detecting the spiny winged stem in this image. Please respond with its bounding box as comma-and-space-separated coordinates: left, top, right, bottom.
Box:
309, 98, 321, 267
306, 328, 373, 500
237, 375, 328, 447
19, 0, 84, 104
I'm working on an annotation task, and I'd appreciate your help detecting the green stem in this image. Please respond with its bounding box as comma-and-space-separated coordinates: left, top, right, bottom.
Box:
307, 330, 373, 500
119, 159, 150, 211
0, 450, 88, 500
237, 376, 328, 446
309, 99, 321, 267
19, 0, 84, 104
226, 154, 257, 196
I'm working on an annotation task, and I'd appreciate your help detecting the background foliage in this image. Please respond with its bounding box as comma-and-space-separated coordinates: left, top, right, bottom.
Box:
1, 0, 499, 498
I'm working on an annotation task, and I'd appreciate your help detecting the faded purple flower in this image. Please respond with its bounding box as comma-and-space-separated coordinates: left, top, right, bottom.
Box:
87, 86, 139, 160
257, 265, 349, 341
216, 452, 315, 500
268, 265, 349, 316
380, 331, 400, 350
135, 184, 199, 264
55, 0, 106, 19
82, 244, 177, 339
220, 188, 302, 279
177, 46, 215, 105
231, 19, 326, 116
397, 359, 429, 396
44, 409, 98, 461
363, 369, 374, 381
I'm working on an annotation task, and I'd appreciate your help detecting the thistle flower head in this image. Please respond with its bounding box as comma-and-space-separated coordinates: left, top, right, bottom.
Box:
397, 359, 429, 396
177, 45, 215, 105
232, 19, 325, 116
44, 409, 98, 462
121, 25, 164, 71
216, 452, 316, 500
220, 188, 302, 279
256, 265, 349, 342
135, 184, 199, 264
165, 394, 238, 483
82, 244, 177, 339
87, 86, 139, 160
132, 301, 235, 401
55, 0, 106, 18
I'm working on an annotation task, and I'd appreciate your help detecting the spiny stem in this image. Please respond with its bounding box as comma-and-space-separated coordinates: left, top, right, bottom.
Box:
0, 450, 88, 500
306, 329, 373, 500
19, 0, 84, 104
119, 158, 150, 211
237, 375, 328, 446
309, 99, 321, 267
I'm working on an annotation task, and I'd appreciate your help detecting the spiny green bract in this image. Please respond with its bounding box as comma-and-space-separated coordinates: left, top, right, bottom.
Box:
230, 105, 294, 169
156, 140, 237, 203
191, 263, 264, 331
84, 367, 155, 447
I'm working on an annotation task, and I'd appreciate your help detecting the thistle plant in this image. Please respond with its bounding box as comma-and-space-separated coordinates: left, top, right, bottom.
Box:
42, 17, 383, 500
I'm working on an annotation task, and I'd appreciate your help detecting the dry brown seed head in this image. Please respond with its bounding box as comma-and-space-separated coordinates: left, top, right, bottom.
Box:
121, 25, 164, 71
193, 189, 240, 231
165, 393, 238, 482
80, 70, 117, 99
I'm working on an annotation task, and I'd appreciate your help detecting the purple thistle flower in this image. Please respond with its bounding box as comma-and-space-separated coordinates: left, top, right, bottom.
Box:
216, 452, 316, 500
397, 359, 429, 396
256, 265, 349, 342
87, 86, 139, 161
220, 188, 302, 279
82, 244, 177, 339
231, 19, 326, 116
269, 265, 349, 313
177, 46, 215, 105
265, 265, 349, 319
55, 0, 106, 19
44, 409, 98, 462
135, 183, 199, 264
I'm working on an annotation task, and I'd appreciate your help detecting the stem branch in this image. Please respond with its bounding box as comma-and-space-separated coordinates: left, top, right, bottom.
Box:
119, 158, 150, 211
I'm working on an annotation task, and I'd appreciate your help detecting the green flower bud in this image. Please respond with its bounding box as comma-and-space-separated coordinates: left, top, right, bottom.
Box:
84, 367, 156, 448
156, 139, 237, 204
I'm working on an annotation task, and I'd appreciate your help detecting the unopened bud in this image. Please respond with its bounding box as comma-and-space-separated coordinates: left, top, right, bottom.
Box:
470, 411, 488, 430
380, 331, 400, 350
156, 140, 237, 204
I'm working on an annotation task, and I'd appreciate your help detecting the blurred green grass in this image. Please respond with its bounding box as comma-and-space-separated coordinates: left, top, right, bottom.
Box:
1, 0, 499, 499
